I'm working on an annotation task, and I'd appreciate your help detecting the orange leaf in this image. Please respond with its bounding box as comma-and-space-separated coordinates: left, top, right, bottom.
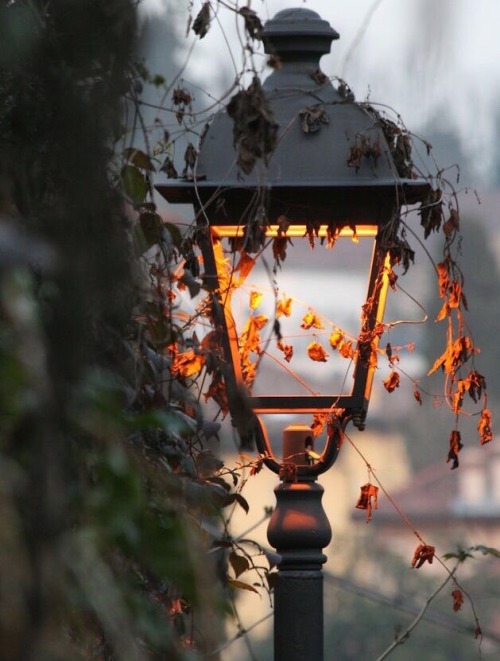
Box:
437, 259, 450, 297
383, 371, 400, 393
301, 311, 324, 330
240, 314, 268, 353
276, 296, 292, 317
413, 388, 423, 405
478, 408, 493, 445
307, 342, 329, 362
339, 340, 354, 359
277, 341, 293, 362
235, 251, 255, 282
172, 349, 205, 377
329, 330, 344, 349
249, 290, 263, 309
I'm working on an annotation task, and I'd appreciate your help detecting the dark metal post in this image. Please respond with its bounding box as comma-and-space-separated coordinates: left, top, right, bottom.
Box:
267, 426, 332, 661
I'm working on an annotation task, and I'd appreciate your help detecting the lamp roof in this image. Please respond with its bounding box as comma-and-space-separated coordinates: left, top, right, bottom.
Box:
157, 8, 430, 213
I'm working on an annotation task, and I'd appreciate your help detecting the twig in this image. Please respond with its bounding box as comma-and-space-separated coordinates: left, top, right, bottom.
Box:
375, 563, 459, 661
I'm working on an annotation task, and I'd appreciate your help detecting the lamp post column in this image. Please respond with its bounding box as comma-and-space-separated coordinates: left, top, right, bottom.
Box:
267, 426, 332, 661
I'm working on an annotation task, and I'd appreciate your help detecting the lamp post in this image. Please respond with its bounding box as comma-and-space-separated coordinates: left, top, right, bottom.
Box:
158, 8, 430, 660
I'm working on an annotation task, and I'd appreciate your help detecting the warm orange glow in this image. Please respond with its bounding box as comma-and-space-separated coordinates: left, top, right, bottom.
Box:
362, 250, 391, 403
211, 225, 378, 239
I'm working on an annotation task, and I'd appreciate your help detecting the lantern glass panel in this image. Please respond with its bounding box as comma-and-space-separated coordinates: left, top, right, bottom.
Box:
208, 224, 388, 412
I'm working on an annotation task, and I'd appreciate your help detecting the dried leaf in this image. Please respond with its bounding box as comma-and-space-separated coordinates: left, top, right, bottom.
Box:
355, 483, 379, 522
227, 76, 278, 174
239, 6, 263, 40
227, 577, 259, 594
160, 156, 178, 179
279, 462, 298, 483
411, 544, 435, 568
447, 429, 463, 469
478, 408, 493, 445
240, 314, 268, 355
299, 105, 329, 133
276, 296, 292, 318
229, 551, 250, 578
383, 371, 400, 393
307, 342, 329, 362
204, 376, 229, 415
235, 251, 255, 282
339, 340, 355, 359
413, 388, 423, 405
192, 2, 210, 38
172, 349, 205, 378
277, 341, 293, 363
451, 589, 464, 612
443, 208, 460, 237
301, 311, 324, 330
249, 291, 263, 310
329, 330, 344, 349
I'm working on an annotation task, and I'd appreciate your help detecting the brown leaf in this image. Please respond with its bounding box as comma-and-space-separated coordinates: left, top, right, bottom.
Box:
411, 543, 435, 568
413, 388, 423, 405
383, 371, 400, 393
227, 577, 259, 594
451, 589, 464, 612
192, 2, 210, 38
299, 105, 329, 133
443, 208, 460, 237
229, 551, 251, 578
478, 408, 493, 445
447, 429, 463, 469
355, 483, 379, 522
277, 341, 293, 363
307, 342, 329, 362
239, 6, 263, 40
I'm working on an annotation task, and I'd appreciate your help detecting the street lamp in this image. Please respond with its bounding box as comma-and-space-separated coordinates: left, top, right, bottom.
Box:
158, 7, 430, 660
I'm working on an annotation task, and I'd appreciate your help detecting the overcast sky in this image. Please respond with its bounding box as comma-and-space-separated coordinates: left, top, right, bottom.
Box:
140, 0, 500, 187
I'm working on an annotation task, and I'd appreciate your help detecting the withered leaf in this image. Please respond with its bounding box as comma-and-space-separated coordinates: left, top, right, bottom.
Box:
301, 311, 324, 330
478, 408, 493, 445
355, 483, 379, 523
160, 156, 178, 179
172, 349, 205, 378
447, 429, 463, 469
227, 76, 278, 174
339, 340, 355, 359
411, 543, 435, 568
249, 291, 263, 309
192, 2, 210, 38
276, 296, 292, 318
383, 371, 400, 393
329, 330, 344, 349
277, 341, 293, 363
239, 7, 263, 40
451, 589, 464, 612
299, 105, 329, 133
307, 342, 329, 362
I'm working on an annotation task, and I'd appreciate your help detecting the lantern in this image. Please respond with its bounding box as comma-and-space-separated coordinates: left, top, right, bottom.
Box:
157, 8, 430, 660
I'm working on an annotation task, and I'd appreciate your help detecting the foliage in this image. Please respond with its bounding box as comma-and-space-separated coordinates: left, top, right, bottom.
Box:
0, 1, 497, 659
